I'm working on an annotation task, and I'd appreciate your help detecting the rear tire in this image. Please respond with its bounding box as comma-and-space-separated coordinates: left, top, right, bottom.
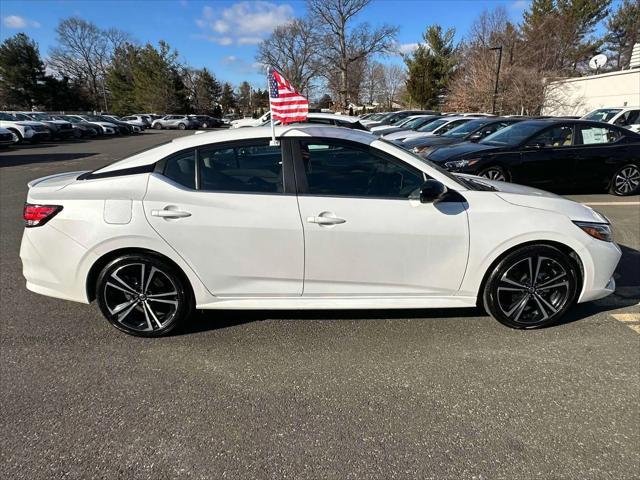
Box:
8, 129, 22, 144
478, 166, 510, 182
178, 123, 186, 130
483, 245, 578, 329
96, 254, 193, 337
610, 164, 640, 196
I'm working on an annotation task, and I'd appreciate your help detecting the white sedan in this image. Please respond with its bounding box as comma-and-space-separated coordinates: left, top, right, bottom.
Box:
20, 126, 620, 336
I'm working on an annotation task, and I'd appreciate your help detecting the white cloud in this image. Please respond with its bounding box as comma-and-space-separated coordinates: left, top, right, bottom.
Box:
398, 43, 420, 54
2, 15, 40, 29
221, 55, 263, 74
195, 1, 293, 46
511, 0, 529, 10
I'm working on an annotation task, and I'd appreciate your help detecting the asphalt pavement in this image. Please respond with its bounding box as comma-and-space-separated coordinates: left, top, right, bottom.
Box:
1, 131, 638, 479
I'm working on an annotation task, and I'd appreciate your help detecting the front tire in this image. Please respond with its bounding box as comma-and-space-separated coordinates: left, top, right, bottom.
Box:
96, 254, 193, 337
483, 245, 578, 329
153, 123, 162, 130
610, 164, 640, 196
178, 123, 186, 130
478, 166, 510, 182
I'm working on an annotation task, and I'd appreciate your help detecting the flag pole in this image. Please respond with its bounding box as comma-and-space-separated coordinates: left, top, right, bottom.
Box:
267, 65, 279, 146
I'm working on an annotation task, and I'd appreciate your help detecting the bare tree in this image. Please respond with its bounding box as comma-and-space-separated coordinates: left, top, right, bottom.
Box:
48, 17, 128, 110
380, 64, 406, 109
307, 0, 397, 110
362, 60, 385, 106
256, 18, 321, 93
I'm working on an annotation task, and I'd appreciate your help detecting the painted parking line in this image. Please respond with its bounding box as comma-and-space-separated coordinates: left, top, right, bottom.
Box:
611, 313, 640, 334
582, 202, 640, 206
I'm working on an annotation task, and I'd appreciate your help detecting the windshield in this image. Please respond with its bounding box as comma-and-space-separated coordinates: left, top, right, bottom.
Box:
82, 115, 102, 122
480, 122, 543, 146
417, 118, 449, 132
443, 119, 489, 137
583, 108, 621, 122
0, 112, 18, 121
61, 116, 80, 123
30, 113, 51, 120
392, 116, 413, 126
400, 116, 429, 129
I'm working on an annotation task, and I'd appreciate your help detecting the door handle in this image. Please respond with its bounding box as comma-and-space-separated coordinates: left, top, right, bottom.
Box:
151, 208, 191, 219
306, 214, 346, 225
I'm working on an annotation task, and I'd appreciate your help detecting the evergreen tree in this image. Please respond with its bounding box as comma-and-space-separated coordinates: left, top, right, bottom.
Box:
405, 25, 458, 109
0, 33, 45, 109
604, 0, 640, 69
220, 82, 237, 113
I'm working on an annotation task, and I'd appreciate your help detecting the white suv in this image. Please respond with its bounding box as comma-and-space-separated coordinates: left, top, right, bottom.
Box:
0, 112, 50, 143
582, 107, 640, 133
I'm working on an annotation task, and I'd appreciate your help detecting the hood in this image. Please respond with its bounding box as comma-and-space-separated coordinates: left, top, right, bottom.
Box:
459, 174, 609, 223
381, 129, 416, 141
403, 135, 458, 150
427, 142, 501, 162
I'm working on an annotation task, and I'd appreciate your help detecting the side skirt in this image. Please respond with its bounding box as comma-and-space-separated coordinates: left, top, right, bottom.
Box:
196, 296, 478, 310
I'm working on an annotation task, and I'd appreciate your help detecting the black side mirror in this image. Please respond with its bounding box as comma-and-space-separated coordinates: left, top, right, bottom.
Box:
469, 132, 482, 142
420, 179, 448, 203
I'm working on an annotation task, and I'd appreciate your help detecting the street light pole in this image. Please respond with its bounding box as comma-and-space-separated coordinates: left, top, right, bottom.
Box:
489, 46, 503, 115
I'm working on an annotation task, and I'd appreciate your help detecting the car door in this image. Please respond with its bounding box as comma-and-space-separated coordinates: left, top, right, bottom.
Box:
291, 138, 469, 296
518, 123, 576, 187
571, 123, 627, 188
143, 139, 304, 296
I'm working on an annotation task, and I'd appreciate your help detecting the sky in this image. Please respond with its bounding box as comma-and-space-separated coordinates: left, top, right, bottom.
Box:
1, 0, 535, 87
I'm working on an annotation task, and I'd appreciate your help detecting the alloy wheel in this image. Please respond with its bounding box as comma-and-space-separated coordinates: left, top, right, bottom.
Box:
613, 165, 640, 195
496, 256, 571, 325
479, 167, 507, 182
103, 262, 180, 333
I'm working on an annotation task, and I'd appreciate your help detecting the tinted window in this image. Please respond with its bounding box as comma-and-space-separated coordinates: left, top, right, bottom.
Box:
307, 118, 333, 125
583, 108, 621, 122
436, 119, 470, 134
300, 140, 424, 198
614, 110, 640, 126
163, 149, 196, 189
199, 141, 283, 193
481, 122, 546, 146
577, 125, 622, 145
528, 125, 574, 147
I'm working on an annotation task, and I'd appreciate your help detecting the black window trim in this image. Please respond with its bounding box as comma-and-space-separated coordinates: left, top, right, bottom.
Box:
290, 136, 428, 201
156, 137, 296, 196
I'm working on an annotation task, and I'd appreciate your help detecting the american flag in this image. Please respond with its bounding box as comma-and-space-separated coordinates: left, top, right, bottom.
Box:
268, 67, 308, 124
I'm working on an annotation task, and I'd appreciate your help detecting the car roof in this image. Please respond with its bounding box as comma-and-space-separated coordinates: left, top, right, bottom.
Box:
95, 125, 377, 173
306, 112, 361, 123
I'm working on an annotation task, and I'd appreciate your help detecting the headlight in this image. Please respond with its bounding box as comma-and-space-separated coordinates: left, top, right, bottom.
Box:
444, 159, 479, 169
573, 221, 613, 242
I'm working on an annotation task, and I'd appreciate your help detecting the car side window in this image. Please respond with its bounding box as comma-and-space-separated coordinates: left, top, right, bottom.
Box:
527, 125, 574, 147
299, 140, 424, 199
614, 110, 640, 126
198, 141, 283, 194
577, 125, 622, 145
163, 149, 196, 189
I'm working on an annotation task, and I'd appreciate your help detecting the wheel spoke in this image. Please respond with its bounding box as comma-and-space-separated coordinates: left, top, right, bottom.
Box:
498, 286, 527, 293
147, 298, 178, 306
140, 263, 146, 293
144, 266, 158, 293
106, 281, 135, 296
537, 272, 566, 288
117, 301, 139, 324
108, 298, 137, 315
532, 295, 549, 321
141, 302, 154, 331
111, 272, 138, 294
144, 301, 164, 329
147, 291, 178, 298
535, 293, 558, 314
500, 276, 527, 289
510, 294, 531, 322
533, 256, 544, 285
537, 281, 569, 291
526, 257, 534, 284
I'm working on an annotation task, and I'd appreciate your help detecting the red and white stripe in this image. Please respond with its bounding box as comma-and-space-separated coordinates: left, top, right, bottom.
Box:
270, 70, 308, 124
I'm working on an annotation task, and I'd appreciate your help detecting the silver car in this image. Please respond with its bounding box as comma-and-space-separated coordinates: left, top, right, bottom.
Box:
151, 115, 196, 130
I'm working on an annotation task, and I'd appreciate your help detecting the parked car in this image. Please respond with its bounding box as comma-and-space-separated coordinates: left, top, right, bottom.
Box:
188, 115, 224, 129
52, 115, 101, 137
20, 125, 621, 336
102, 115, 141, 133
383, 116, 475, 142
14, 112, 75, 139
0, 126, 17, 147
261, 112, 368, 130
363, 110, 438, 128
230, 111, 271, 128
0, 112, 50, 143
582, 107, 640, 133
68, 115, 119, 135
403, 118, 524, 155
120, 115, 151, 129
426, 119, 640, 196
152, 115, 197, 130
370, 115, 442, 136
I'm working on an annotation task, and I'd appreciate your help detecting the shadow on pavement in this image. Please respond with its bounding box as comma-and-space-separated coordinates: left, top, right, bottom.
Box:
0, 152, 99, 167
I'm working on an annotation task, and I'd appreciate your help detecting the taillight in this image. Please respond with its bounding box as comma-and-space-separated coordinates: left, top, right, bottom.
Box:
23, 203, 63, 227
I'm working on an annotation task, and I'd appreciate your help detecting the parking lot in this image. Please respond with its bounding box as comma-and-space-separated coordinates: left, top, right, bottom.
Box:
1, 131, 638, 479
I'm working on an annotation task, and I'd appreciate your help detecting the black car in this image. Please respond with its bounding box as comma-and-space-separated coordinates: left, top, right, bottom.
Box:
96, 115, 134, 134
403, 117, 523, 155
425, 119, 640, 196
188, 115, 224, 128
372, 114, 442, 136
